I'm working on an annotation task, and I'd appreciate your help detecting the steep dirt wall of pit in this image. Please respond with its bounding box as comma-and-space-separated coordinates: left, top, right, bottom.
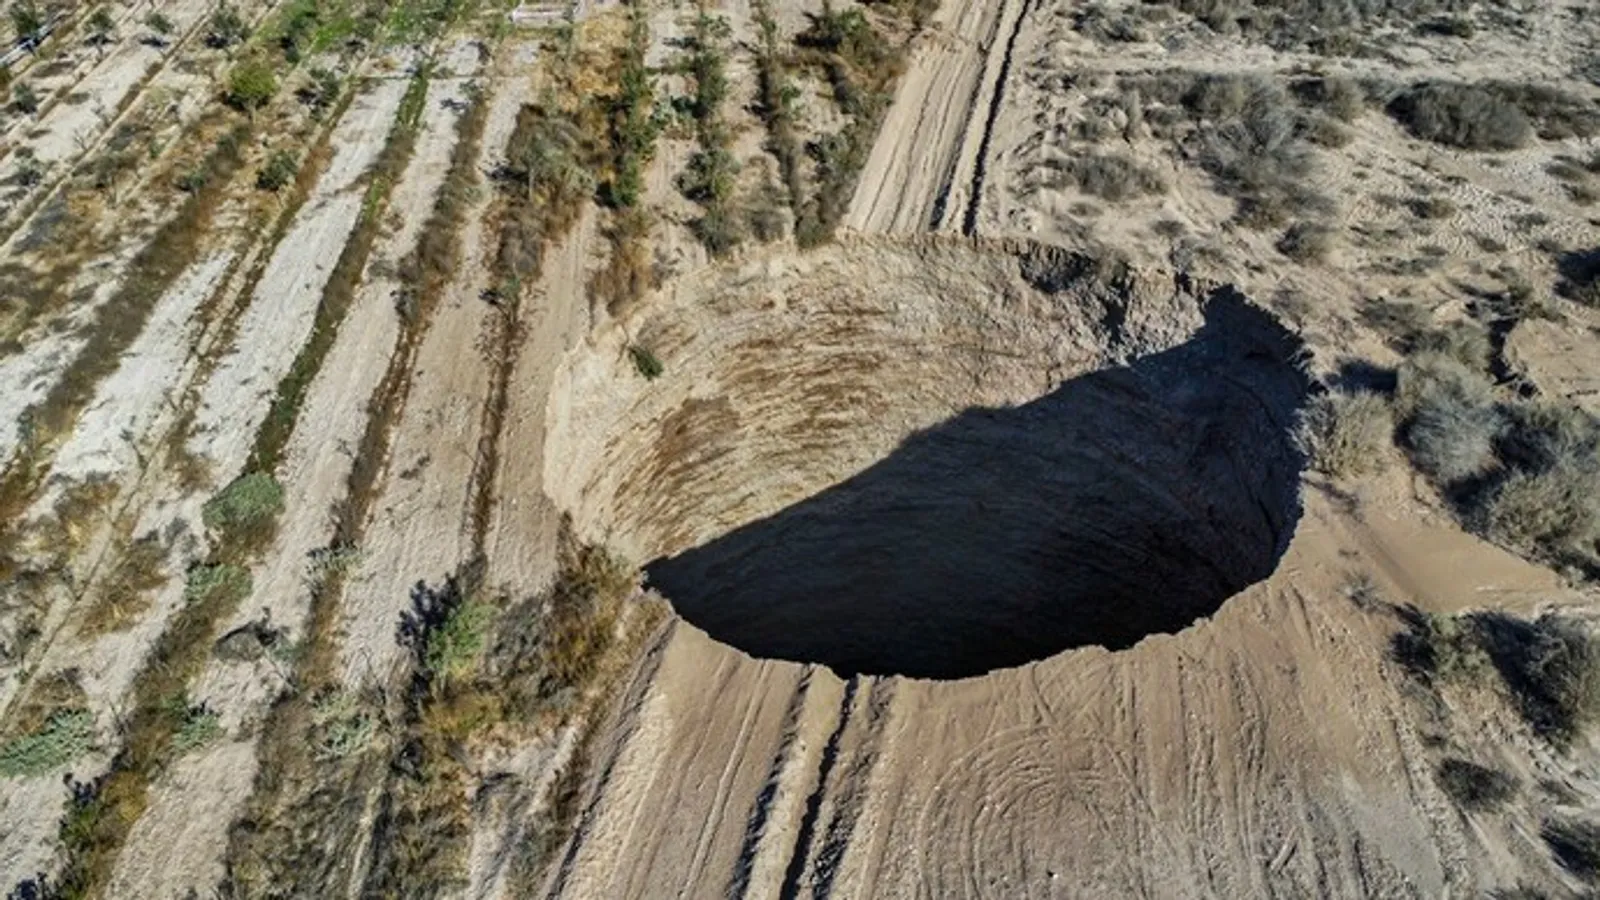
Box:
542, 237, 1311, 676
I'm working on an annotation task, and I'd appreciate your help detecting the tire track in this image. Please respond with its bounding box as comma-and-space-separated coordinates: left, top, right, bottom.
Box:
958, 0, 1031, 237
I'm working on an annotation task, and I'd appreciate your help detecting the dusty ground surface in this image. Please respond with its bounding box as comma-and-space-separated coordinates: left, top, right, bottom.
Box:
1, 0, 1600, 897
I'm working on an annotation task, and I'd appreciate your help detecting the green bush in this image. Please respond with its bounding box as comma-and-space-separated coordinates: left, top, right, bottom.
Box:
423, 601, 492, 686
1435, 758, 1517, 811
86, 6, 114, 45
143, 11, 173, 36
629, 344, 663, 380
256, 149, 298, 191
11, 80, 37, 115
183, 563, 252, 606
226, 60, 278, 113
202, 472, 284, 536
10, 0, 42, 44
170, 705, 222, 755
0, 708, 94, 777
207, 4, 249, 48
1296, 389, 1392, 477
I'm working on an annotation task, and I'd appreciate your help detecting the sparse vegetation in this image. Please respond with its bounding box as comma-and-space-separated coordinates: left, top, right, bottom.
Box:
10, 0, 43, 46
183, 563, 252, 607
675, 11, 745, 256
1052, 152, 1165, 202
1545, 817, 1600, 882
79, 533, 168, 635
1277, 221, 1333, 263
1398, 611, 1600, 749
0, 708, 93, 777
1296, 389, 1392, 478
85, 6, 114, 47
1388, 81, 1600, 151
227, 59, 279, 114
201, 472, 285, 545
142, 11, 173, 39
1435, 758, 1517, 812
256, 149, 299, 191
207, 3, 250, 49
629, 344, 663, 380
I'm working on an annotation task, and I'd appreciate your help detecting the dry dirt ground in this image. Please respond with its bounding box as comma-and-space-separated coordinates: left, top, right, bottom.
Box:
2, 0, 1600, 897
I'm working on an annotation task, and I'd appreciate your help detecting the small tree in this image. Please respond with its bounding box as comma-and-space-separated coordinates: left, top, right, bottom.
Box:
226, 59, 277, 115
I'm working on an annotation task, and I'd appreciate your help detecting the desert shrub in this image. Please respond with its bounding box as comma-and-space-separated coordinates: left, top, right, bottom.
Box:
1293, 74, 1367, 122
1194, 78, 1326, 228
1476, 614, 1600, 748
9, 0, 42, 44
143, 11, 173, 37
184, 562, 250, 606
226, 60, 278, 114
1391, 609, 1491, 683
1395, 353, 1501, 486
1493, 83, 1600, 141
1411, 195, 1456, 219
1410, 321, 1491, 372
1072, 3, 1146, 42
1417, 14, 1474, 38
11, 80, 36, 115
297, 66, 340, 117
0, 708, 93, 777
1559, 250, 1600, 306
256, 149, 298, 191
629, 344, 663, 380
1388, 83, 1531, 151
1545, 818, 1600, 881
1435, 758, 1517, 812
310, 691, 376, 760
207, 4, 249, 48
1277, 221, 1333, 263
86, 6, 114, 45
1475, 468, 1600, 559
1056, 152, 1165, 201
169, 704, 221, 756
201, 472, 284, 545
1296, 389, 1392, 477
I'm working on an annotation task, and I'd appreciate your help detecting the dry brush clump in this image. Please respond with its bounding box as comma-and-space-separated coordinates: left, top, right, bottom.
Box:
1395, 610, 1600, 750
362, 529, 650, 894
1434, 757, 1518, 813
1386, 81, 1600, 151
1296, 388, 1392, 478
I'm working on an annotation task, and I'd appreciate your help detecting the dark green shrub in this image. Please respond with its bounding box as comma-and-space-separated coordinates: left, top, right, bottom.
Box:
256, 149, 297, 191
1435, 758, 1516, 811
1545, 817, 1600, 881
206, 4, 249, 49
11, 80, 37, 115
629, 344, 662, 380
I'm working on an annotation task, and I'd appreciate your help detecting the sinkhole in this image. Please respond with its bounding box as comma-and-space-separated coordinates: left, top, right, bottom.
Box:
544, 240, 1311, 679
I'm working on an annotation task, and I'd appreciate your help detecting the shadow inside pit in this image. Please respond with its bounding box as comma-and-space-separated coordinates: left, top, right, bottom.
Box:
646, 292, 1312, 679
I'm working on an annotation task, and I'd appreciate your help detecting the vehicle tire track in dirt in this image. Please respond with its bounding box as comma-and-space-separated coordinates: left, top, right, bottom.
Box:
957, 0, 1031, 238
541, 620, 679, 900
844, 0, 1008, 235
728, 668, 814, 899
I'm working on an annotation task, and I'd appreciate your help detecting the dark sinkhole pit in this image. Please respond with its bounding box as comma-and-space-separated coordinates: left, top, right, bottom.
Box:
546, 243, 1312, 680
